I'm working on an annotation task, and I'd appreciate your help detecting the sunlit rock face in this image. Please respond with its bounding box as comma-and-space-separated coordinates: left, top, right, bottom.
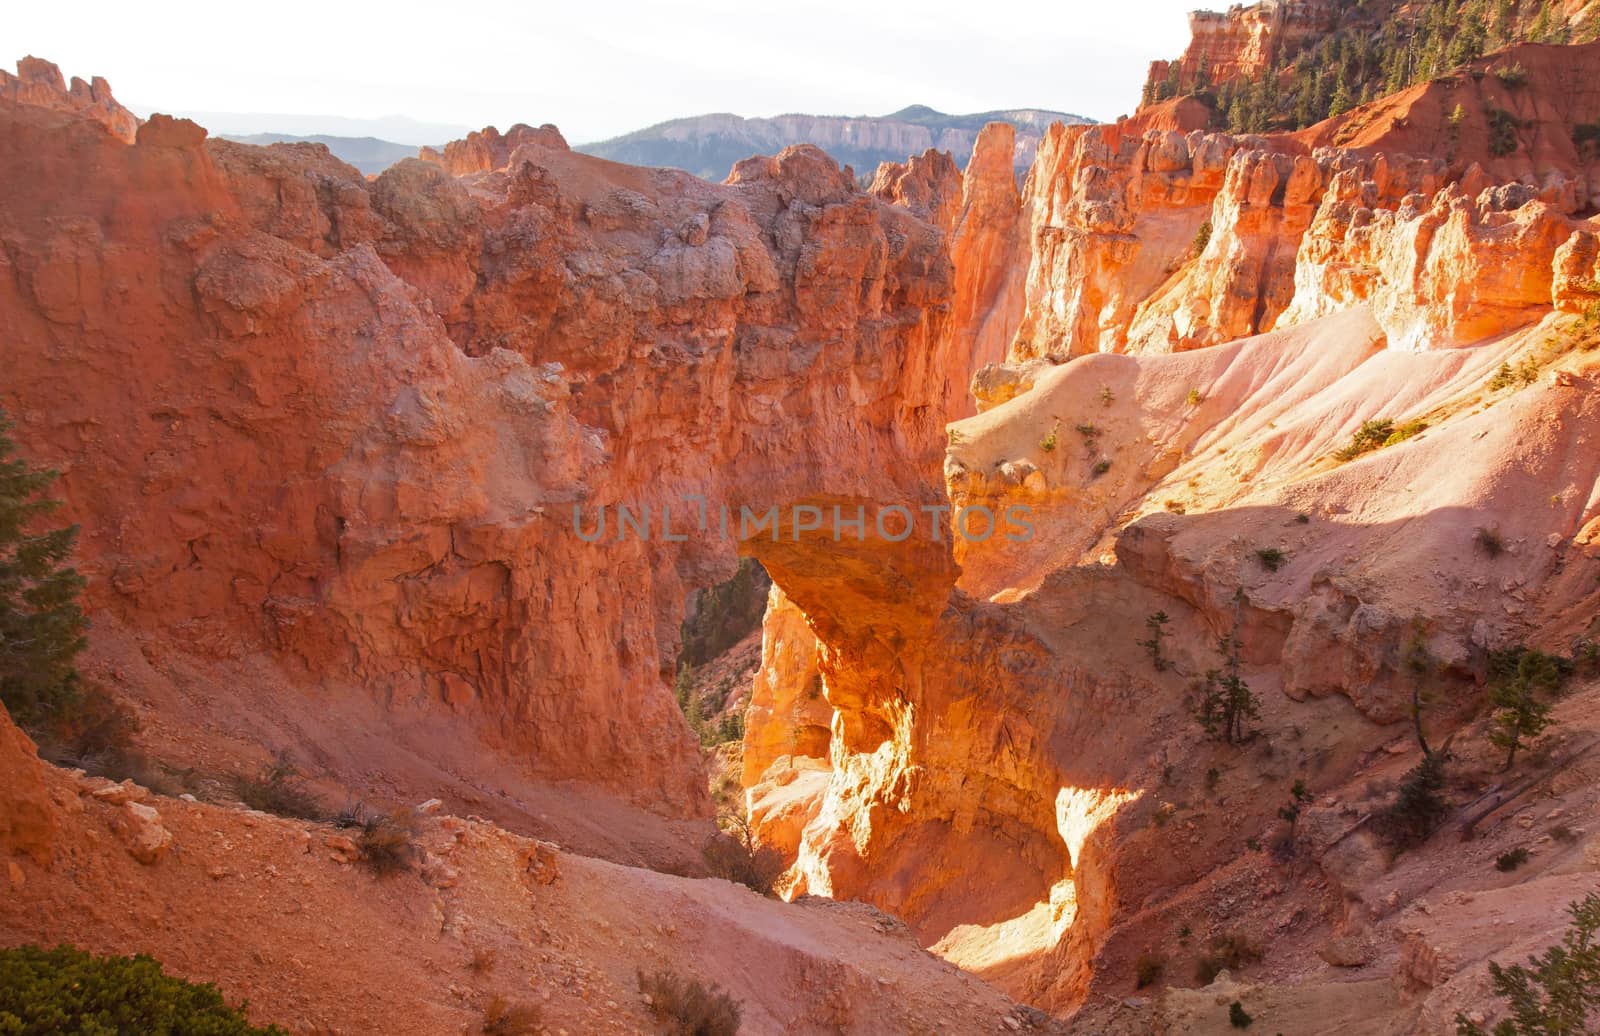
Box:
739, 39, 1600, 1020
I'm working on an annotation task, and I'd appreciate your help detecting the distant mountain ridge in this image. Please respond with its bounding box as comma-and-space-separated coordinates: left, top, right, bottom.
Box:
575, 104, 1094, 181
218, 133, 421, 175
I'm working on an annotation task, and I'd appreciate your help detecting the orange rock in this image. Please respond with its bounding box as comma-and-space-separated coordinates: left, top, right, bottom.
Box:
947, 124, 1027, 407
417, 122, 568, 176
0, 706, 60, 865
136, 113, 208, 149
869, 147, 961, 229
742, 585, 829, 790
1553, 229, 1600, 313
1141, 3, 1336, 110
0, 57, 137, 143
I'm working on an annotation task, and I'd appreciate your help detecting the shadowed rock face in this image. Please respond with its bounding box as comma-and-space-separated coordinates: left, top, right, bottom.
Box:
0, 64, 981, 817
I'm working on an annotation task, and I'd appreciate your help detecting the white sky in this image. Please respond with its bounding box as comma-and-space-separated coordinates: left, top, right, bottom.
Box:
8, 0, 1199, 144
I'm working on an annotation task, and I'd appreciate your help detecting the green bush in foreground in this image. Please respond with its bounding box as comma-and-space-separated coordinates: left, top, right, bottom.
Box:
0, 943, 284, 1035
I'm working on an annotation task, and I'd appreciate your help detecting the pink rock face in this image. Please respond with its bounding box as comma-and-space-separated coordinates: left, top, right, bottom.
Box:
0, 77, 971, 816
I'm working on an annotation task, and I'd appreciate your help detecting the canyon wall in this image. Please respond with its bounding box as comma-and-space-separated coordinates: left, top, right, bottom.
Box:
1008, 43, 1600, 361
739, 33, 1600, 1024
0, 60, 987, 820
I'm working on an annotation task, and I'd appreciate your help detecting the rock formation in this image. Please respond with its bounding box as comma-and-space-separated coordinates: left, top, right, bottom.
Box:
0, 55, 136, 143
734, 23, 1600, 1031
0, 59, 972, 825
6, 15, 1600, 1035
1144, 1, 1337, 104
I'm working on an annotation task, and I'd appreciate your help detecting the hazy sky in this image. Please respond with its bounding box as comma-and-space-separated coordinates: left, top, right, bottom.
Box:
11, 0, 1199, 143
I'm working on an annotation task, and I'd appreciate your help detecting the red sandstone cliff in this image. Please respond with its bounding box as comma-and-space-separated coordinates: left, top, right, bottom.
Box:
0, 59, 973, 828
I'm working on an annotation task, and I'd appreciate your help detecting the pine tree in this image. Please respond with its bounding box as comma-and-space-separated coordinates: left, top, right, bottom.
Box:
1139, 612, 1173, 672
1456, 892, 1600, 1036
1491, 0, 1516, 45
1196, 631, 1259, 745
1529, 3, 1554, 43
1488, 649, 1561, 769
0, 408, 88, 728
1329, 75, 1353, 118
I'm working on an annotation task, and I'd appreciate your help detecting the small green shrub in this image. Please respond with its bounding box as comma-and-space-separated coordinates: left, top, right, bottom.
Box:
1092, 459, 1113, 477
1230, 1000, 1254, 1028
1476, 527, 1507, 558
235, 752, 325, 821
1187, 388, 1205, 406
1196, 933, 1262, 984
1489, 356, 1542, 390
1193, 220, 1214, 254
703, 813, 784, 897
1178, 923, 1192, 944
1448, 103, 1467, 128
481, 994, 542, 1035
1295, 513, 1311, 524
1075, 422, 1100, 441
1256, 547, 1286, 572
1488, 648, 1562, 770
0, 943, 284, 1035
357, 811, 418, 876
1196, 633, 1259, 745
1135, 951, 1165, 989
1335, 418, 1395, 461
1496, 847, 1532, 872
1040, 424, 1059, 453
1100, 386, 1116, 406
1493, 62, 1528, 88
638, 970, 742, 1036
1383, 419, 1428, 447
